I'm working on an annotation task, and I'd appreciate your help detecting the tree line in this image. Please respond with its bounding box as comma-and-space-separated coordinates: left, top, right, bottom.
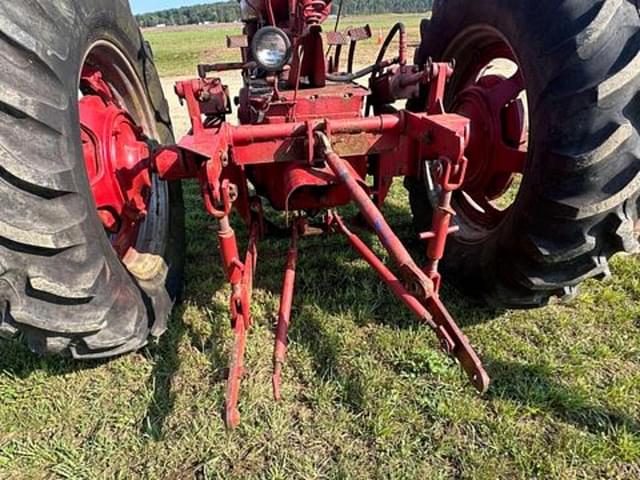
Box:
136, 1, 433, 28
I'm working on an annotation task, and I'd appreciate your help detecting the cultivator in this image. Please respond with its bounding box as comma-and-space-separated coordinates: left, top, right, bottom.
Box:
77, 0, 495, 428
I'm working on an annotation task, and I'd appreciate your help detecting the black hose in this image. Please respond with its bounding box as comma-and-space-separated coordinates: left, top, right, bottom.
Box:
327, 64, 378, 82
375, 22, 406, 67
326, 57, 399, 83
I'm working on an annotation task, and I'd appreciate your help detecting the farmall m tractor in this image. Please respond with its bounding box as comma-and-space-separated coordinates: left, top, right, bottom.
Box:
0, 0, 638, 428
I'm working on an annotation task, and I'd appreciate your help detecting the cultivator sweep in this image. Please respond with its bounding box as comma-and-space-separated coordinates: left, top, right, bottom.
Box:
117, 0, 494, 428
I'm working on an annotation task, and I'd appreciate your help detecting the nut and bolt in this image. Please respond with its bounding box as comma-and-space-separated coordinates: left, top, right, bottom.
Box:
228, 183, 239, 202
432, 159, 445, 180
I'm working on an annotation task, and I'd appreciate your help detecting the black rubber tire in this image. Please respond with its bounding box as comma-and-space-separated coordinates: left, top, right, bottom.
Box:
408, 0, 640, 308
0, 0, 185, 357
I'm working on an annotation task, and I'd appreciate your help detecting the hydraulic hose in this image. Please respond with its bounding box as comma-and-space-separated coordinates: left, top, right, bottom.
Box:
326, 58, 398, 83
376, 22, 407, 67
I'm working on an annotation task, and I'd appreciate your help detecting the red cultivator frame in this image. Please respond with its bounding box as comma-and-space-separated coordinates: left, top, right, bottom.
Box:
80, 0, 493, 428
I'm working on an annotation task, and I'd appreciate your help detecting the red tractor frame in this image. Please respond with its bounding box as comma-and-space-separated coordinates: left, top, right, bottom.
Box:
78, 0, 527, 428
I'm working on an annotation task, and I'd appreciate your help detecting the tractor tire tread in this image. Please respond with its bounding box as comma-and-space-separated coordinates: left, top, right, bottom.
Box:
410, 0, 640, 308
0, 0, 184, 358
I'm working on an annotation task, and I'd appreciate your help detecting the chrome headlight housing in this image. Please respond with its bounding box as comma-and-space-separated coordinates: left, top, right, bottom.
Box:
251, 27, 292, 72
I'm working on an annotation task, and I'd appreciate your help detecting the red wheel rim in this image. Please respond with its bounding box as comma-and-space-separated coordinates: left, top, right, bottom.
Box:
79, 58, 153, 258
445, 33, 529, 232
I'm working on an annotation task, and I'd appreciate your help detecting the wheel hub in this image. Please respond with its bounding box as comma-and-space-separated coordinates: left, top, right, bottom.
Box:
79, 67, 153, 257
446, 41, 528, 229
454, 75, 525, 199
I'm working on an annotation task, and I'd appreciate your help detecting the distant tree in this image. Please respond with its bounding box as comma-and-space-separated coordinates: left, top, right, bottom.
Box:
136, 1, 433, 27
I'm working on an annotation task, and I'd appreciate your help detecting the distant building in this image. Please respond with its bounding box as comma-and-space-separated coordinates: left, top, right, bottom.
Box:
156, 23, 167, 28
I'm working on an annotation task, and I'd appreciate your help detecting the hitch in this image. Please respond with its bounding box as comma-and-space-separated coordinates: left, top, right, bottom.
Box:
200, 125, 488, 429
147, 43, 490, 427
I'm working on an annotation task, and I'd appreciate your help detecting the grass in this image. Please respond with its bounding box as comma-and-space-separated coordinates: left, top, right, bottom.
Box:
1, 13, 640, 480
144, 13, 425, 77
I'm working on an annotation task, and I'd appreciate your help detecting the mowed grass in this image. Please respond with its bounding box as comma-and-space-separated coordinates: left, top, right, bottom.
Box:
1, 13, 640, 480
144, 13, 425, 77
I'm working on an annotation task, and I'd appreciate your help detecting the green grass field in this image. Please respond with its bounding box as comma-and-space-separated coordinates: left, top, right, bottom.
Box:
1, 13, 640, 480
144, 13, 424, 77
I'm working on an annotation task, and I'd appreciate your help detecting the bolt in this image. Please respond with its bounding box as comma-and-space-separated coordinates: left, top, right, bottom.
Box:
221, 151, 229, 168
432, 159, 445, 180
228, 183, 239, 202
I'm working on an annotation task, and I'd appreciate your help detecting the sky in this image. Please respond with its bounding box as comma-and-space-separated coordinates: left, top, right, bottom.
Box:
130, 0, 224, 15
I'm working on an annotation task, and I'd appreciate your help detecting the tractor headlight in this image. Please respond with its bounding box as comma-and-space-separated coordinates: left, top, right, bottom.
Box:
251, 27, 292, 72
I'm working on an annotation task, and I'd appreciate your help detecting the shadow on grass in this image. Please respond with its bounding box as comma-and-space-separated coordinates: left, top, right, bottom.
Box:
0, 337, 108, 378
290, 304, 368, 413
5, 187, 621, 444
251, 202, 637, 437
141, 314, 184, 441
141, 182, 232, 441
487, 358, 640, 435
238, 200, 503, 416
141, 277, 231, 441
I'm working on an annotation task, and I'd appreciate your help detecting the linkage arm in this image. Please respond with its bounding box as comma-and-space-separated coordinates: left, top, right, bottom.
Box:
320, 136, 490, 393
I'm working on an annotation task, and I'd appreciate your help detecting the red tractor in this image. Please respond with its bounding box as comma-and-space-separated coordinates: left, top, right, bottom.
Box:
0, 0, 638, 428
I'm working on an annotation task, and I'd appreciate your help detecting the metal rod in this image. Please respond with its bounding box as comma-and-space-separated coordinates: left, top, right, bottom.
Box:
333, 212, 490, 394
225, 314, 247, 430
224, 219, 260, 429
333, 214, 436, 330
319, 133, 434, 299
426, 295, 491, 394
198, 62, 255, 77
425, 190, 454, 282
230, 114, 404, 145
272, 222, 300, 401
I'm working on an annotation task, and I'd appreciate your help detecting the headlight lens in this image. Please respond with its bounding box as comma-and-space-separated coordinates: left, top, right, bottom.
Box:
252, 27, 292, 72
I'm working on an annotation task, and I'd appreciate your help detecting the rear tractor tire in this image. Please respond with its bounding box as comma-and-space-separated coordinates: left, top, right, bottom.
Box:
0, 1, 185, 358
408, 0, 640, 308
